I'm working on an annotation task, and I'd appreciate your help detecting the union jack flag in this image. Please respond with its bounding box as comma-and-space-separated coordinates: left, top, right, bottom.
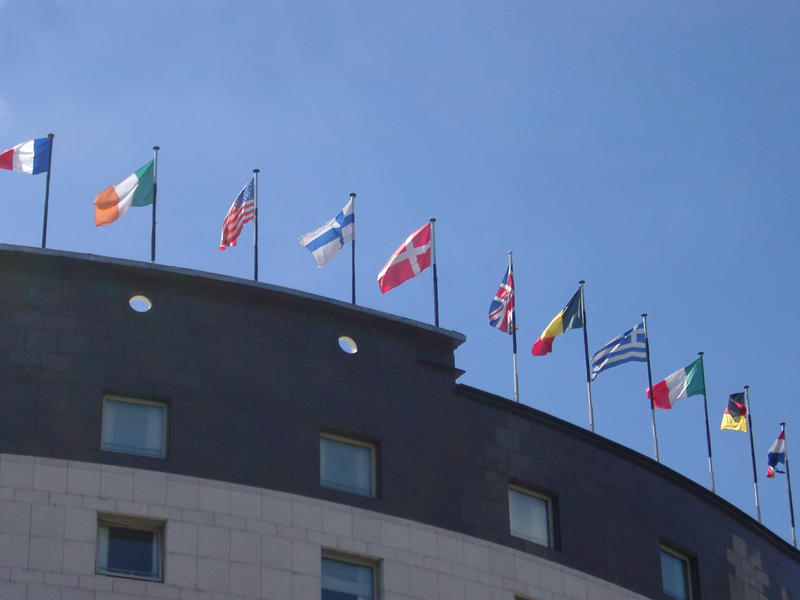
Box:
488, 266, 515, 333
219, 177, 255, 250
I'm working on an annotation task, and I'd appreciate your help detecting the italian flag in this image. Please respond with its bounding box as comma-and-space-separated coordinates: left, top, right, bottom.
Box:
647, 357, 705, 409
94, 160, 154, 226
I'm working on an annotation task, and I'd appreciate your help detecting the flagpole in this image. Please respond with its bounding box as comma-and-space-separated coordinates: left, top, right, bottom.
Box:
252, 169, 259, 281
781, 422, 797, 547
350, 193, 356, 305
509, 251, 519, 403
580, 281, 595, 432
151, 146, 159, 263
744, 385, 762, 523
41, 133, 54, 249
698, 352, 716, 493
430, 218, 439, 327
642, 313, 660, 462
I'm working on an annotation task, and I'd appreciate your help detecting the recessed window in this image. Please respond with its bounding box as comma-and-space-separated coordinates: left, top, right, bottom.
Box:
129, 295, 152, 313
661, 545, 693, 600
508, 485, 553, 547
322, 555, 376, 600
102, 396, 167, 458
320, 433, 375, 497
97, 515, 163, 581
338, 335, 358, 354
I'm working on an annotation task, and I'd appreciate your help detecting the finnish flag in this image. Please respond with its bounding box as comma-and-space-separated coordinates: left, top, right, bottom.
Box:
299, 197, 355, 267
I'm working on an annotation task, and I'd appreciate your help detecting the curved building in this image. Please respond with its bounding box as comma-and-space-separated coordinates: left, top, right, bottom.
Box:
0, 244, 798, 599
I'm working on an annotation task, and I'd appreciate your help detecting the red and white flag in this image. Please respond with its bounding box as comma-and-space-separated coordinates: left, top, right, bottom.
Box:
377, 222, 432, 293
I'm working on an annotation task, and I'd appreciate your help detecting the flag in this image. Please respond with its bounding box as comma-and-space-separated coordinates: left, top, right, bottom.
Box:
377, 222, 432, 293
488, 267, 514, 333
767, 429, 787, 477
590, 321, 647, 379
646, 357, 705, 409
298, 196, 354, 266
219, 177, 255, 250
0, 137, 51, 174
720, 392, 747, 432
94, 160, 155, 226
531, 289, 582, 355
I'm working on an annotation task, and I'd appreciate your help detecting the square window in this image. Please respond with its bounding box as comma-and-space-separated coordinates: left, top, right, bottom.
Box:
322, 555, 377, 600
661, 546, 693, 600
97, 515, 163, 581
508, 485, 553, 547
102, 396, 167, 458
320, 433, 375, 497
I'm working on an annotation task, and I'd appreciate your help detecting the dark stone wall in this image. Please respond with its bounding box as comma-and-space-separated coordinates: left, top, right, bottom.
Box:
0, 245, 797, 599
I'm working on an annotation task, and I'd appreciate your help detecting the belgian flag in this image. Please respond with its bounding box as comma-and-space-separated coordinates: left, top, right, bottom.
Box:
720, 392, 747, 432
531, 289, 583, 356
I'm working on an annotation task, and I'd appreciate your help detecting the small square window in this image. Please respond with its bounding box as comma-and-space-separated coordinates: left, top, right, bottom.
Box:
320, 433, 375, 497
661, 545, 693, 600
102, 395, 167, 458
322, 554, 377, 600
508, 485, 553, 547
97, 515, 163, 581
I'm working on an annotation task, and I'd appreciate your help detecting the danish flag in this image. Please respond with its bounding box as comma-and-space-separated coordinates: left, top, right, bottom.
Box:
377, 222, 432, 293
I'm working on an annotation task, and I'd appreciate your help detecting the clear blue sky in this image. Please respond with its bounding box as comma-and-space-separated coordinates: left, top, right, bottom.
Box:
2, 1, 799, 545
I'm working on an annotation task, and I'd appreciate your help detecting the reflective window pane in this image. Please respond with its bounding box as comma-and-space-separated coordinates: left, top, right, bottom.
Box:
322, 558, 373, 600
98, 524, 161, 580
508, 487, 550, 546
103, 398, 166, 458
661, 549, 690, 600
320, 436, 373, 497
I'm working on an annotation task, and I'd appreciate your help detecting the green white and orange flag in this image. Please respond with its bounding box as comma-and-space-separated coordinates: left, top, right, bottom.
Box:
94, 160, 154, 226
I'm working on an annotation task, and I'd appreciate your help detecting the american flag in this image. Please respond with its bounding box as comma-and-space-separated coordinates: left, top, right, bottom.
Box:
488, 266, 514, 333
219, 177, 255, 250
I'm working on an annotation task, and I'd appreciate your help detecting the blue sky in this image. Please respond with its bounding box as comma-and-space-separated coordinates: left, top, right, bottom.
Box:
2, 1, 799, 545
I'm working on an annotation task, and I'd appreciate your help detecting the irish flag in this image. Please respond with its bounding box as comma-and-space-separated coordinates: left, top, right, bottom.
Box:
94, 160, 154, 226
647, 357, 705, 409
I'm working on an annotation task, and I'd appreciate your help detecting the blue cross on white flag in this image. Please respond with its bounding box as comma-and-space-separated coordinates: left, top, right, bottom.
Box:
299, 196, 355, 267
590, 321, 647, 380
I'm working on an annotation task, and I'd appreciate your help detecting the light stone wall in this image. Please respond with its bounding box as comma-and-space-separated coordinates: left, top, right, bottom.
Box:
0, 453, 647, 600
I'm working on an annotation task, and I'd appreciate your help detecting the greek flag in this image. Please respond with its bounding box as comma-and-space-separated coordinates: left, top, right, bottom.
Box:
299, 197, 355, 267
591, 321, 647, 380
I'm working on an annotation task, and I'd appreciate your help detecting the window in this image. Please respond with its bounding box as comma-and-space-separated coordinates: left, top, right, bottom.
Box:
102, 395, 167, 458
508, 485, 553, 547
97, 515, 163, 581
660, 545, 693, 600
320, 433, 375, 497
322, 555, 377, 600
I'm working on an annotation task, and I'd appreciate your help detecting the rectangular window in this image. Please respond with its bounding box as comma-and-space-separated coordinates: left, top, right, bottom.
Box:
322, 555, 376, 600
661, 545, 693, 600
508, 485, 553, 547
320, 433, 375, 497
97, 515, 164, 581
102, 395, 167, 458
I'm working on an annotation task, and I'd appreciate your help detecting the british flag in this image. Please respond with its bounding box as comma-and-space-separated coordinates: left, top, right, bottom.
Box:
219, 177, 255, 250
488, 266, 515, 333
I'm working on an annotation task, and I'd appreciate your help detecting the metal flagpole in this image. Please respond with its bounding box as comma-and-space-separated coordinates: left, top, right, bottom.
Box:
41, 133, 54, 249
781, 422, 798, 547
580, 281, 595, 432
151, 146, 159, 263
350, 193, 356, 305
430, 218, 439, 327
509, 251, 519, 403
744, 385, 762, 523
253, 169, 259, 281
698, 352, 716, 493
642, 313, 660, 462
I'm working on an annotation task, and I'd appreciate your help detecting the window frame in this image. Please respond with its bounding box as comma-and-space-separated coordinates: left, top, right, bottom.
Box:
660, 543, 696, 600
321, 549, 380, 600
101, 394, 168, 459
319, 431, 377, 498
96, 513, 165, 582
508, 483, 555, 548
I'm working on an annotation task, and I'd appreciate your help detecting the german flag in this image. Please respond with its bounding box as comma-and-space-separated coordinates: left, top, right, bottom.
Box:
720, 392, 747, 432
532, 289, 583, 356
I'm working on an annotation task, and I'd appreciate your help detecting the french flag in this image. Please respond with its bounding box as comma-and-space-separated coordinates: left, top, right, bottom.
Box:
767, 429, 787, 478
0, 137, 52, 175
